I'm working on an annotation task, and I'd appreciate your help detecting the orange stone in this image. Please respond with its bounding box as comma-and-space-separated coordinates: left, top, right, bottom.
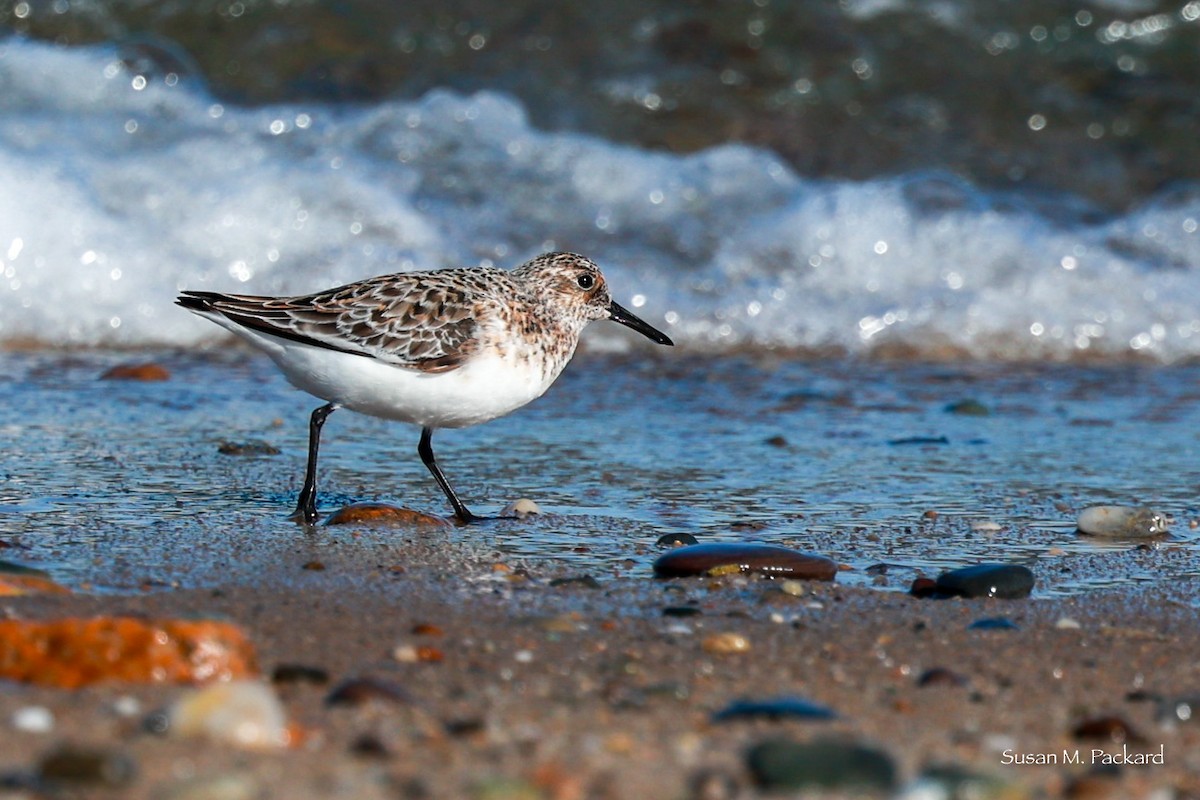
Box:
325, 502, 451, 528
0, 575, 71, 596
0, 617, 259, 688
100, 363, 171, 381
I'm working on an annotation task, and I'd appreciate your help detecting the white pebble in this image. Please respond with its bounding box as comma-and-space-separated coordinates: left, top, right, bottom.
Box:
169, 681, 289, 750
513, 649, 534, 663
1077, 505, 1169, 538
1055, 617, 1082, 630
502, 498, 541, 517
970, 520, 1002, 532
11, 706, 54, 733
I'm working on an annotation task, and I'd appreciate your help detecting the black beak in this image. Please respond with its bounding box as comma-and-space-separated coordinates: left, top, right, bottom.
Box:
608, 300, 674, 346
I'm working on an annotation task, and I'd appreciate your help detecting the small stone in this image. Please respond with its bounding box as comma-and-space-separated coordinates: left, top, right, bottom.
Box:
270, 664, 329, 685
944, 399, 990, 416
702, 632, 751, 654
712, 697, 837, 722
1156, 695, 1200, 725
11, 705, 54, 733
745, 737, 897, 792
548, 574, 602, 589
0, 617, 258, 688
653, 543, 837, 581
656, 532, 699, 548
970, 520, 1003, 532
1077, 505, 1169, 538
935, 563, 1035, 599
157, 773, 263, 800
1056, 617, 1082, 630
501, 498, 541, 517
888, 435, 949, 446
969, 616, 1020, 631
922, 509, 939, 520
217, 440, 280, 456
168, 680, 290, 750
326, 676, 410, 707
663, 606, 702, 617
301, 560, 325, 571
764, 435, 789, 447
1073, 715, 1143, 743
38, 746, 136, 787
0, 573, 71, 596
100, 362, 170, 381
916, 668, 968, 688
325, 502, 451, 527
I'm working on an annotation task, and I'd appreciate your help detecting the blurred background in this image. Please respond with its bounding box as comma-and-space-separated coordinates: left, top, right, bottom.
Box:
2, 0, 1199, 359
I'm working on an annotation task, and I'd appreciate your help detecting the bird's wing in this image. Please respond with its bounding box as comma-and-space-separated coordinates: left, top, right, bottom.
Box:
177, 271, 489, 373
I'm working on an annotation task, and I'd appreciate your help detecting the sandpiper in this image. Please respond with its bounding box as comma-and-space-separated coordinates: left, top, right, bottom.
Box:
177, 252, 673, 524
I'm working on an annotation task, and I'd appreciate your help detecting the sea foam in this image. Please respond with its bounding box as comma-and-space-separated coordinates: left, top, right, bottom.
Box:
2, 39, 1198, 360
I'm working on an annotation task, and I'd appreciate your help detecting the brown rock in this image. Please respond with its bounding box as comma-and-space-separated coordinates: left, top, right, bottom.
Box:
652, 543, 837, 581
0, 574, 71, 596
100, 363, 170, 381
324, 502, 451, 527
0, 617, 258, 688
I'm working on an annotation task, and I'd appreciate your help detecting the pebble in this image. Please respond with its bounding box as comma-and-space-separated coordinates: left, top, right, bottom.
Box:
270, 664, 329, 685
944, 399, 990, 415
1076, 505, 1169, 538
324, 502, 451, 528
656, 532, 699, 548
100, 362, 170, 381
548, 574, 602, 589
969, 616, 1020, 631
712, 696, 837, 722
934, 563, 1035, 599
38, 746, 136, 787
158, 773, 263, 800
653, 543, 837, 581
1073, 715, 1143, 743
0, 617, 258, 687
702, 632, 751, 654
168, 681, 290, 750
501, 498, 541, 517
1056, 617, 1082, 630
11, 705, 54, 733
916, 668, 968, 688
325, 676, 410, 707
970, 520, 1003, 532
216, 440, 280, 456
745, 736, 897, 793
1156, 695, 1200, 725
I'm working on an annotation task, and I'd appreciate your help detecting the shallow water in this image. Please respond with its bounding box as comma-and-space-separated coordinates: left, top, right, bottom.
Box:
3, 349, 1197, 597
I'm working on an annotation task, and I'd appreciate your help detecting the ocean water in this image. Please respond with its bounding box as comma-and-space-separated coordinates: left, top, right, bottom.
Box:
2, 351, 1199, 597
2, 7, 1199, 596
1, 31, 1199, 360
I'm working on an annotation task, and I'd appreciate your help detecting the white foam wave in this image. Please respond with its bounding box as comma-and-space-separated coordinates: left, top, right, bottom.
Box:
1, 39, 1199, 360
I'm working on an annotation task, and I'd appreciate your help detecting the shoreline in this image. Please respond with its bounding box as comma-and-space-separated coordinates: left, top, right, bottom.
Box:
3, 557, 1199, 798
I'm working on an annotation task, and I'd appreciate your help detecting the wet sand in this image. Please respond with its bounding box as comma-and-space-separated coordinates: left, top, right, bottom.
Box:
4, 544, 1200, 799
4, 351, 1200, 797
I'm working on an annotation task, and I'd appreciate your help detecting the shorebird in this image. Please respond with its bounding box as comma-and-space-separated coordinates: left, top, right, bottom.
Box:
177, 252, 673, 524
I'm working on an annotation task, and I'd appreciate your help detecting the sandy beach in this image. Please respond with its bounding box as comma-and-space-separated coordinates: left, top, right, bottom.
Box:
4, 549, 1200, 799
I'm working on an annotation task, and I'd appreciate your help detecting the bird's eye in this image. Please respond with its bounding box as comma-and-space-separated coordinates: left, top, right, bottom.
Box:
576, 273, 595, 290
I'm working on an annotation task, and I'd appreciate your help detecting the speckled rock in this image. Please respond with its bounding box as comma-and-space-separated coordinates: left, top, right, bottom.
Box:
168, 681, 290, 750
653, 543, 837, 581
1076, 505, 1169, 538
324, 502, 451, 528
0, 617, 258, 688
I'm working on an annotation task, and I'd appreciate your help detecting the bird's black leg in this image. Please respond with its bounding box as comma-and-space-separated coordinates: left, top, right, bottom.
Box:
289, 403, 336, 525
418, 427, 480, 524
